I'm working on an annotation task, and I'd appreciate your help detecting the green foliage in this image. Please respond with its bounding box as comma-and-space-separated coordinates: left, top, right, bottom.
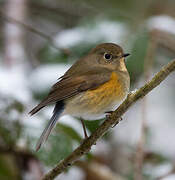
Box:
37, 41, 102, 65
69, 41, 103, 59
83, 119, 102, 134
0, 155, 21, 180
37, 132, 73, 166
58, 123, 82, 143
37, 45, 70, 64
36, 122, 82, 166
0, 98, 24, 146
81, 119, 111, 140
0, 98, 24, 179
145, 152, 169, 165
5, 100, 25, 114
126, 31, 149, 84
32, 90, 49, 101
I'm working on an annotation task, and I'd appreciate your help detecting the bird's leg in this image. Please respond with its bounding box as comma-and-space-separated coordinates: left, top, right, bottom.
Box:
105, 111, 113, 114
105, 111, 114, 119
80, 118, 88, 139
105, 111, 123, 128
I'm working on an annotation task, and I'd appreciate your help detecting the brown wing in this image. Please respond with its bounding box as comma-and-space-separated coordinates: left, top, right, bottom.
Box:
29, 71, 110, 115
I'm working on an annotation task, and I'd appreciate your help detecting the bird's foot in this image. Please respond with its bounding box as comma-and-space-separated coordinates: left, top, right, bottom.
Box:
105, 111, 114, 119
105, 111, 123, 128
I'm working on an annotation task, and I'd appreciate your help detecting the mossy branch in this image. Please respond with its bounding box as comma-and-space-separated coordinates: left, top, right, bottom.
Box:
42, 59, 175, 180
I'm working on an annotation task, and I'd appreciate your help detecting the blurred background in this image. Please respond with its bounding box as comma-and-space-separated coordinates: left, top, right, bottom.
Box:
0, 0, 175, 179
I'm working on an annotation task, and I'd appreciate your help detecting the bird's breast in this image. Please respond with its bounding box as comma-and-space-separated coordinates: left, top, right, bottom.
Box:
64, 72, 129, 119
85, 72, 126, 103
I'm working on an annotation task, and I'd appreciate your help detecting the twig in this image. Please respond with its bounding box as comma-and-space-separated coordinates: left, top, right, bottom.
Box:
134, 34, 157, 180
152, 29, 175, 53
0, 145, 35, 159
42, 59, 175, 180
75, 160, 125, 180
0, 145, 44, 178
0, 8, 70, 56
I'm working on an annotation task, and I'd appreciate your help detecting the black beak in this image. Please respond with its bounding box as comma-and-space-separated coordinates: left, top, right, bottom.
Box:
123, 53, 130, 58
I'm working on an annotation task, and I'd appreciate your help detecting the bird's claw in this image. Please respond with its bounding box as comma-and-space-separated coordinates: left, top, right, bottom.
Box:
105, 111, 113, 119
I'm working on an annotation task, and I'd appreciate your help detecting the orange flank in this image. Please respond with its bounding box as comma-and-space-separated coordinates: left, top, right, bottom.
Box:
65, 71, 127, 116
84, 72, 125, 111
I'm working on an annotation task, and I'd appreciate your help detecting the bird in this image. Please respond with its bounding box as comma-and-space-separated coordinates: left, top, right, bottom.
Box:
29, 43, 130, 151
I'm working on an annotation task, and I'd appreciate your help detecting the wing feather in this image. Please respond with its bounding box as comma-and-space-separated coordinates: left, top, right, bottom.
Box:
29, 69, 111, 115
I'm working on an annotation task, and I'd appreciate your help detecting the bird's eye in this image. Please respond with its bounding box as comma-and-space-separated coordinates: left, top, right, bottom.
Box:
104, 53, 112, 60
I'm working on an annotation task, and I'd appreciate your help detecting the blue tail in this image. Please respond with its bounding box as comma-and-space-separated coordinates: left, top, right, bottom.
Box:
36, 101, 64, 151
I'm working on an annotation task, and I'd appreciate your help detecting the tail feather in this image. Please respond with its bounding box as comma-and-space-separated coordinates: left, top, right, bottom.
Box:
29, 104, 45, 116
35, 101, 64, 151
29, 98, 51, 115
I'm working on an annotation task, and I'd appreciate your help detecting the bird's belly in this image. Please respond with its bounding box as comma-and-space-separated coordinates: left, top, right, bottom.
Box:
64, 72, 128, 120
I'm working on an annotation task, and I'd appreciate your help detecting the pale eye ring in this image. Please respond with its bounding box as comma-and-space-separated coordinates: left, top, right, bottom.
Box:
104, 53, 112, 60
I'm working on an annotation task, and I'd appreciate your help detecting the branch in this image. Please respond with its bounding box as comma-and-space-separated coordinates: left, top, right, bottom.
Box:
0, 145, 44, 179
152, 29, 175, 53
0, 8, 70, 56
0, 145, 35, 159
42, 59, 175, 180
75, 160, 125, 180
